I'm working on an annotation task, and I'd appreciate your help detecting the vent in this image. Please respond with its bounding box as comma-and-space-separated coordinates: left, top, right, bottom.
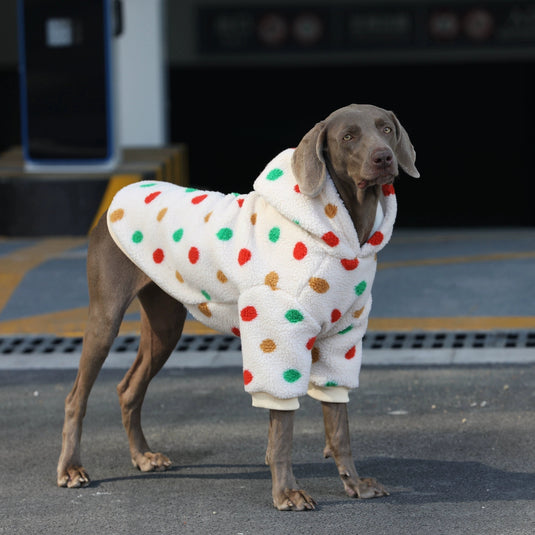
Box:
1, 331, 535, 355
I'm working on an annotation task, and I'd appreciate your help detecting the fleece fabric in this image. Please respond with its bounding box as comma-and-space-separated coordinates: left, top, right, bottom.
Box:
107, 148, 397, 406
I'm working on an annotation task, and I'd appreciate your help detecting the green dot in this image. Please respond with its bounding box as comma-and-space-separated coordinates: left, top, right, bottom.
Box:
283, 369, 302, 383
173, 229, 184, 242
338, 325, 353, 335
293, 220, 300, 226
216, 227, 233, 241
285, 309, 304, 323
325, 381, 338, 387
140, 182, 157, 188
201, 290, 211, 301
185, 187, 197, 193
132, 231, 143, 243
268, 227, 280, 243
267, 168, 283, 181
355, 281, 367, 296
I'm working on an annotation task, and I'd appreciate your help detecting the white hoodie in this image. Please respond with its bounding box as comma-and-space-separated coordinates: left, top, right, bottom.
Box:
107, 149, 397, 409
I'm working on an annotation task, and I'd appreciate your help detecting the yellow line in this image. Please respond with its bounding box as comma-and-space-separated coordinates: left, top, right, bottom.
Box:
89, 174, 141, 233
378, 251, 535, 270
0, 238, 87, 314
2, 309, 533, 338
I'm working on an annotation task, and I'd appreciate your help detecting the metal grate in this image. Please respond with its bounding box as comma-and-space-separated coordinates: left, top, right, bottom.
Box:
1, 331, 535, 355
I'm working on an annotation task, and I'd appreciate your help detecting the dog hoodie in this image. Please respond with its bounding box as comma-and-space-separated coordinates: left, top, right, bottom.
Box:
107, 148, 397, 410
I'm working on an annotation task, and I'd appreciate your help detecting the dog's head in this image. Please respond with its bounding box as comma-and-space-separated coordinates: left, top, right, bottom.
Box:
292, 104, 420, 197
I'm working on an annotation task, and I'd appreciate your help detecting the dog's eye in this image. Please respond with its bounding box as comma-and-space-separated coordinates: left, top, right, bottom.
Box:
343, 134, 352, 141
383, 126, 393, 134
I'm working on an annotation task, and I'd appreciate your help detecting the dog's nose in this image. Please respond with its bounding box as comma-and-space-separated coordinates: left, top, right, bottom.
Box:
372, 149, 393, 168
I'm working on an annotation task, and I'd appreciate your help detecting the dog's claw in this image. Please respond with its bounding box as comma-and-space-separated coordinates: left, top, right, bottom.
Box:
133, 451, 172, 472
57, 466, 91, 488
346, 477, 389, 499
274, 488, 317, 511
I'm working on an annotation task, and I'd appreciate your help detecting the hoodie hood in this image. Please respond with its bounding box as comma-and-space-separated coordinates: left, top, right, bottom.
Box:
253, 148, 397, 259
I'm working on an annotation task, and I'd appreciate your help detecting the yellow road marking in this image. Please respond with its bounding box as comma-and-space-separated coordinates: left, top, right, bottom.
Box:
0, 238, 87, 313
1, 310, 534, 337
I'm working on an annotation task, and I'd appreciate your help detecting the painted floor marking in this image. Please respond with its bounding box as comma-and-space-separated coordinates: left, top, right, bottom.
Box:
1, 239, 534, 336
0, 238, 87, 313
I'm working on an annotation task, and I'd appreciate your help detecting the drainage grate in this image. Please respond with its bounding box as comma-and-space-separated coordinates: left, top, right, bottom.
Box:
363, 331, 535, 350
1, 331, 535, 355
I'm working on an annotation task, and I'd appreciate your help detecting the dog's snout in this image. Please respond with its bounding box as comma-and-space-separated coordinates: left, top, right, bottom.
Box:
371, 148, 393, 168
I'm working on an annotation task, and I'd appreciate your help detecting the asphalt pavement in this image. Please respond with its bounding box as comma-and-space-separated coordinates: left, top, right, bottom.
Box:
1, 228, 535, 534
1, 365, 534, 535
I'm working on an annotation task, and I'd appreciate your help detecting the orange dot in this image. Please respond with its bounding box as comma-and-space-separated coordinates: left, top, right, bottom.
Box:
157, 207, 168, 221
265, 271, 279, 290
198, 303, 211, 317
217, 270, 228, 283
204, 211, 213, 223
309, 277, 329, 294
324, 203, 338, 218
109, 209, 124, 222
311, 347, 321, 363
260, 339, 277, 353
175, 270, 184, 283
250, 213, 257, 225
353, 307, 364, 318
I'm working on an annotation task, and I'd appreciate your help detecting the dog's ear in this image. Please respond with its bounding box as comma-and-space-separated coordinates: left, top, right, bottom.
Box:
291, 121, 328, 197
389, 112, 420, 178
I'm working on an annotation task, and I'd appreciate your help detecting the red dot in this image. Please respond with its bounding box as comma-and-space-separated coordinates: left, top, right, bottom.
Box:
382, 184, 395, 196
231, 327, 241, 337
322, 232, 340, 247
367, 231, 384, 246
144, 191, 161, 204
293, 242, 307, 260
345, 346, 356, 360
243, 370, 253, 385
294, 184, 301, 193
240, 306, 257, 322
331, 309, 342, 323
306, 337, 316, 350
153, 248, 164, 263
188, 247, 200, 264
341, 258, 359, 271
237, 198, 244, 207
192, 194, 208, 205
238, 248, 252, 266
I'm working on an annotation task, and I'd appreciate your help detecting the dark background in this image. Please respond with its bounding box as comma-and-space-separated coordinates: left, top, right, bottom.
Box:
170, 61, 535, 227
1, 1, 534, 228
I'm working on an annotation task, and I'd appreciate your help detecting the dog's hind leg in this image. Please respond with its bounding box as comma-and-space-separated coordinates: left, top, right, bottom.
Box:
116, 282, 186, 472
57, 217, 147, 487
321, 402, 389, 499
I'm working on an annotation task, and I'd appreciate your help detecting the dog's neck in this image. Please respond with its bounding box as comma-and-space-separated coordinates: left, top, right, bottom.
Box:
325, 162, 380, 246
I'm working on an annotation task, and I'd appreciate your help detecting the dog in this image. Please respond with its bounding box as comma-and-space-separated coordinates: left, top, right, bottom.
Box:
57, 104, 419, 510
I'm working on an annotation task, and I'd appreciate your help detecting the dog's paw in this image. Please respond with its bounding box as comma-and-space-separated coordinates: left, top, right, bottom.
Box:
273, 488, 317, 511
347, 477, 390, 499
132, 451, 172, 472
57, 465, 91, 488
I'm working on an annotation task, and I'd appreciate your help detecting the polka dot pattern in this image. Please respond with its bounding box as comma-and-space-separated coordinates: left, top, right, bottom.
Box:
107, 147, 397, 402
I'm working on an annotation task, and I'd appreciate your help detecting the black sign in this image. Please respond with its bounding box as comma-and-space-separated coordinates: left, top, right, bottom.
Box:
198, 2, 535, 60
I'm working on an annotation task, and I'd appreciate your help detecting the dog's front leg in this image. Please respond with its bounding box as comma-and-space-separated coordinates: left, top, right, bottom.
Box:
322, 402, 389, 499
265, 409, 316, 511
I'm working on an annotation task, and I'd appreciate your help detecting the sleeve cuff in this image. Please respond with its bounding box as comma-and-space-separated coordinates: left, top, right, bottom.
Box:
251, 392, 300, 411
307, 384, 350, 403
